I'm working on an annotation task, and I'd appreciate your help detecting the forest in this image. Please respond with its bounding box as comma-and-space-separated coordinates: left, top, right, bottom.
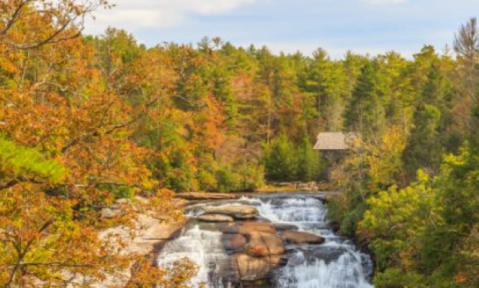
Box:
0, 0, 478, 287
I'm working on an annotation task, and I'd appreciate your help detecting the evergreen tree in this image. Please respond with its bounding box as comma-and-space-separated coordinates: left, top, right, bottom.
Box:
297, 137, 322, 182
402, 66, 448, 177
263, 134, 298, 181
344, 60, 387, 137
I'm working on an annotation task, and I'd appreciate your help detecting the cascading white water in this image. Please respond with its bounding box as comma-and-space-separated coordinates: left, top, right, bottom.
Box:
158, 194, 374, 288
276, 250, 372, 288
245, 197, 328, 225
244, 196, 373, 288
157, 226, 230, 287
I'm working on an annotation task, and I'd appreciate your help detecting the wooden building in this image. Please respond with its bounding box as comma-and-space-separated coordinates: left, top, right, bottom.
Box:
314, 132, 358, 181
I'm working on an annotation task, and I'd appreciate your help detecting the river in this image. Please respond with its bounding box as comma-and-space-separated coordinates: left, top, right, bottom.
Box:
157, 193, 374, 288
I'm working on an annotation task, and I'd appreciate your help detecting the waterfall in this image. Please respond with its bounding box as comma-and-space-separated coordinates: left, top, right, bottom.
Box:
157, 194, 374, 288
157, 226, 230, 287
276, 250, 373, 288
243, 196, 373, 288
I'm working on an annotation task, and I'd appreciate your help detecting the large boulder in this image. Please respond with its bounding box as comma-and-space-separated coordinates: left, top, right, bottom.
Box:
281, 231, 325, 245
221, 234, 247, 252
222, 222, 285, 257
246, 232, 285, 257
142, 216, 186, 241
203, 205, 259, 220
222, 222, 276, 235
231, 254, 284, 281
198, 214, 235, 223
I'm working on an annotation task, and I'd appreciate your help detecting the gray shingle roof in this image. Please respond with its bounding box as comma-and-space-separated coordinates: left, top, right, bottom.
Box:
313, 132, 357, 150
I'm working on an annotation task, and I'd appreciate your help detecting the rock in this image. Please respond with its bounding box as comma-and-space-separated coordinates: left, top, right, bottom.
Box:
203, 205, 259, 220
221, 234, 247, 252
232, 254, 284, 281
186, 220, 230, 233
273, 223, 299, 231
281, 231, 325, 245
101, 208, 120, 219
223, 222, 276, 235
141, 215, 186, 241
175, 192, 238, 201
310, 246, 350, 264
246, 232, 285, 257
198, 214, 235, 223
99, 215, 186, 256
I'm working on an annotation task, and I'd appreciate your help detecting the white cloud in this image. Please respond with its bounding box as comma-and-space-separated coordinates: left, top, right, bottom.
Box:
87, 0, 257, 32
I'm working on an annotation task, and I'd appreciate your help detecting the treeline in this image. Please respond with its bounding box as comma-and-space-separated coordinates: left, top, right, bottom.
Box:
1, 0, 478, 286
328, 20, 479, 288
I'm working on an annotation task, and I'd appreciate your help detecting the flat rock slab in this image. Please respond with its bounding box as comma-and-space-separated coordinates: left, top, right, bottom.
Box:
175, 192, 238, 201
204, 205, 259, 220
273, 223, 299, 231
222, 222, 276, 235
281, 231, 325, 245
198, 213, 235, 223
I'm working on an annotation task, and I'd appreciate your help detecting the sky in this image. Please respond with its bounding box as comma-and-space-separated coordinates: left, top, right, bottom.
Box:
84, 0, 479, 59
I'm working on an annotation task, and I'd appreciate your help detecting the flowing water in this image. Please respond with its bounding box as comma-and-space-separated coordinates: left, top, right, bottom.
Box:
157, 193, 374, 288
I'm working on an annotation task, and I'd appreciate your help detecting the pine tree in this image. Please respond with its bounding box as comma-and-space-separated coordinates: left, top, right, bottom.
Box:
263, 134, 298, 181
297, 137, 321, 182
402, 66, 447, 177
344, 61, 387, 137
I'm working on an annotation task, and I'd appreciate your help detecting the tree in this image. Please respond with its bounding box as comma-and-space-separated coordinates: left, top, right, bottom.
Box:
297, 137, 321, 182
453, 18, 479, 135
403, 66, 450, 177
344, 60, 387, 138
360, 171, 442, 275
301, 48, 347, 131
263, 134, 298, 181
0, 1, 195, 286
0, 0, 110, 50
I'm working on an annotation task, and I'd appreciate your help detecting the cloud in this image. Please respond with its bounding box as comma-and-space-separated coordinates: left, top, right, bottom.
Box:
88, 0, 257, 31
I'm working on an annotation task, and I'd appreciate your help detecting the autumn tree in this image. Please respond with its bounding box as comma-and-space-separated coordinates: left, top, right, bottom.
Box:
0, 1, 196, 286
453, 18, 479, 136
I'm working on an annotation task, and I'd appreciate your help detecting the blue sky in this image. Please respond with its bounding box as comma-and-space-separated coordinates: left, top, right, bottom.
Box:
84, 0, 479, 59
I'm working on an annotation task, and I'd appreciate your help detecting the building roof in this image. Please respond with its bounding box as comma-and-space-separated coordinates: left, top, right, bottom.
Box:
313, 132, 358, 150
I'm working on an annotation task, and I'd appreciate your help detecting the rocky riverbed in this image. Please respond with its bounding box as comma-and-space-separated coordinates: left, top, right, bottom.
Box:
156, 193, 374, 288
